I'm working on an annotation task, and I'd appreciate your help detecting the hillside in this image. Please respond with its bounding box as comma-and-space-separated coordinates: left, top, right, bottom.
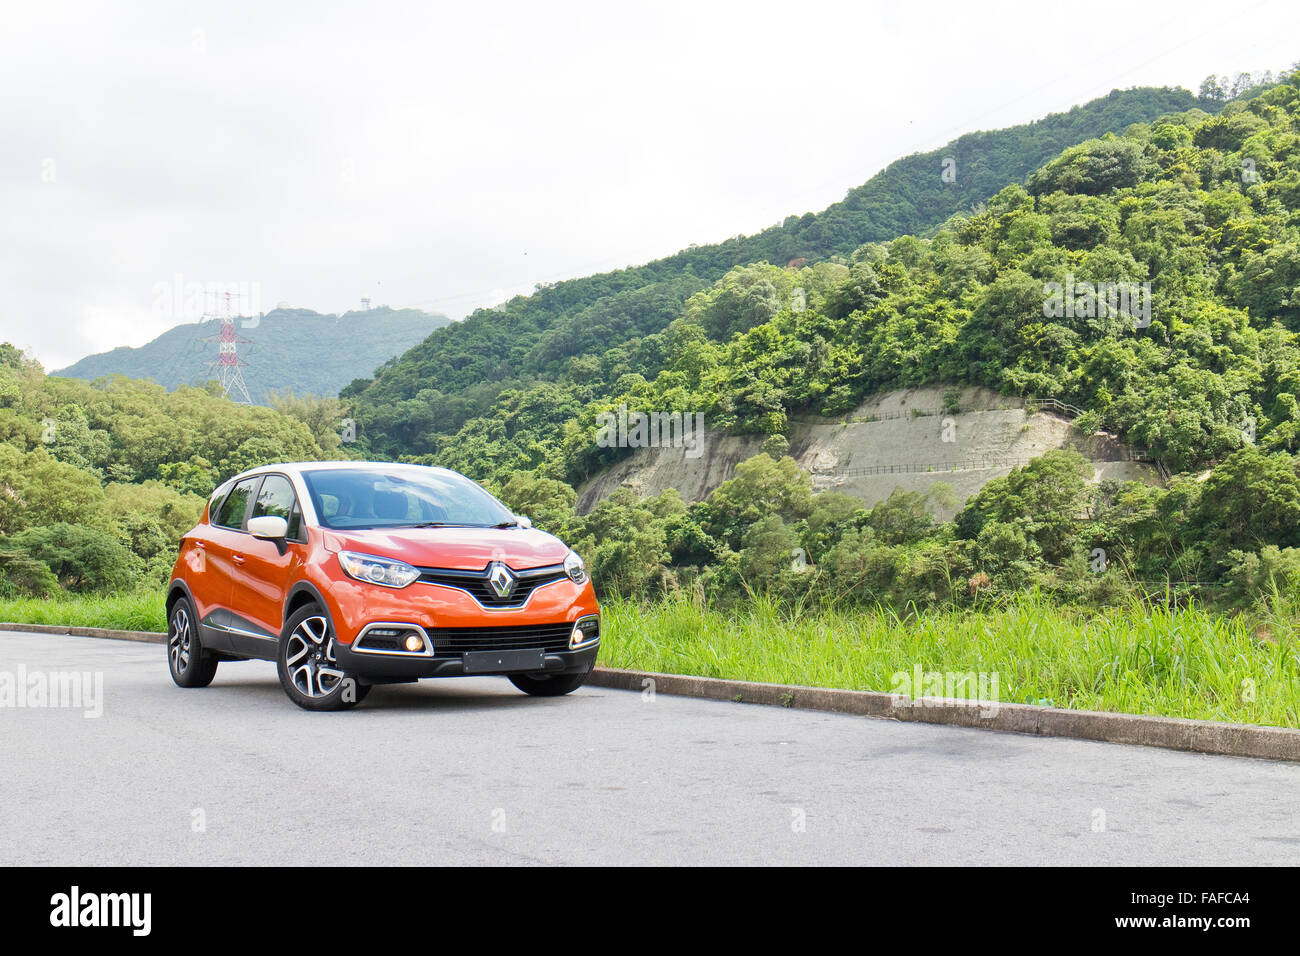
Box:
55, 306, 450, 405
406, 70, 1300, 608
344, 86, 1208, 455
575, 386, 1163, 518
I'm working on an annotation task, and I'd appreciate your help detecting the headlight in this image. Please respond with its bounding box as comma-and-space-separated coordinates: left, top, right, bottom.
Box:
338, 551, 420, 588
564, 550, 588, 585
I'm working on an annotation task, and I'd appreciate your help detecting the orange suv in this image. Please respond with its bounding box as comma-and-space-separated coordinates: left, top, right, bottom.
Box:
166, 462, 600, 710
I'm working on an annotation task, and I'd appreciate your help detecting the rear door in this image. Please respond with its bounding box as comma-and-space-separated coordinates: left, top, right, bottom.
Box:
198, 476, 260, 652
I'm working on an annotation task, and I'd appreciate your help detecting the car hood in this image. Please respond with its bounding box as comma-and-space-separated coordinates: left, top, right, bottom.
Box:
319, 526, 571, 571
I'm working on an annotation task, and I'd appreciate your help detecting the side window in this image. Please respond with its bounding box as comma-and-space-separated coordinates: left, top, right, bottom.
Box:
214, 478, 258, 530
251, 475, 302, 540
208, 480, 234, 522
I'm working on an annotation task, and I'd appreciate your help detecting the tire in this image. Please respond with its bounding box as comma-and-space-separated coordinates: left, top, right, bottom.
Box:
508, 664, 592, 697
167, 595, 219, 688
277, 605, 370, 711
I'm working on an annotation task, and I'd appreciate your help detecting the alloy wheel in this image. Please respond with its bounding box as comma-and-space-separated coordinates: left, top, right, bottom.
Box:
168, 605, 192, 673
285, 615, 346, 698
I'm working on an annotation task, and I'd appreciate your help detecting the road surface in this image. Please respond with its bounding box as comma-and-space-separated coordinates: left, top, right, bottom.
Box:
2, 629, 1298, 865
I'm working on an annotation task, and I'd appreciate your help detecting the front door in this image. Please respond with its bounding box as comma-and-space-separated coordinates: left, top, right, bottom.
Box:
230, 474, 304, 654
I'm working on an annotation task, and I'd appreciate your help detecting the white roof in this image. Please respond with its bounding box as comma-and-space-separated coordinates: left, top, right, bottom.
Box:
228, 460, 458, 482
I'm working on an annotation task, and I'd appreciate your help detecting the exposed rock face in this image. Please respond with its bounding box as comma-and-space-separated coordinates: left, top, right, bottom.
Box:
576, 385, 1162, 519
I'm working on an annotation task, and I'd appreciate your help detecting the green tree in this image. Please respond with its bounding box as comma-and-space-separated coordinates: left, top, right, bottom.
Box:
1190, 447, 1300, 562
956, 450, 1092, 564
8, 523, 143, 593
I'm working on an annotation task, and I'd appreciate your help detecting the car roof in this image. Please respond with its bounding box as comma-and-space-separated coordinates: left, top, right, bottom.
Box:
227, 461, 460, 482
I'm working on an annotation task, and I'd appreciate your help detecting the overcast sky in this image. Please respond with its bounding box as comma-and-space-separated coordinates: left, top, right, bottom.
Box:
2, 0, 1297, 371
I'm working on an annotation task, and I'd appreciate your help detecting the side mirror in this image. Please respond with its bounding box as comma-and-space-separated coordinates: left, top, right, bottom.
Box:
248, 515, 289, 554
516, 515, 533, 529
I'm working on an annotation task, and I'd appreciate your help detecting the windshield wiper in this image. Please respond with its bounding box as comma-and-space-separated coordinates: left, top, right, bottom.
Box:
391, 520, 515, 529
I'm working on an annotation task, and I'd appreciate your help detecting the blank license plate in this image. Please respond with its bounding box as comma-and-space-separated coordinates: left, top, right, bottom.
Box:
462, 648, 546, 673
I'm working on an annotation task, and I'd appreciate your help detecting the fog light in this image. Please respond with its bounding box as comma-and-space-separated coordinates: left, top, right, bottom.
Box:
404, 634, 424, 652
570, 615, 600, 649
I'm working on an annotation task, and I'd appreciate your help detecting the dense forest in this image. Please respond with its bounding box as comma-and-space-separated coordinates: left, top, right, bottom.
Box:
342, 86, 1210, 454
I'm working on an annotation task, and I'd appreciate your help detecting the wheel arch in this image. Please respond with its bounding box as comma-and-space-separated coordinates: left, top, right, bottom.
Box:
284, 581, 332, 628
166, 579, 196, 617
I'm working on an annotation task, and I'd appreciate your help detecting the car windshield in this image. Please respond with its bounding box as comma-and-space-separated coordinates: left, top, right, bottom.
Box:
300, 467, 516, 530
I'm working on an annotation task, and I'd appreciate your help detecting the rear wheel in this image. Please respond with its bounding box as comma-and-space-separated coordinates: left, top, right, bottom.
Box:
277, 605, 370, 711
508, 665, 592, 697
167, 596, 219, 688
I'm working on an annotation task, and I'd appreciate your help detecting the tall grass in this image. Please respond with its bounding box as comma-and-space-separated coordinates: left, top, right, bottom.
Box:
599, 593, 1300, 728
4, 590, 1297, 727
0, 592, 166, 633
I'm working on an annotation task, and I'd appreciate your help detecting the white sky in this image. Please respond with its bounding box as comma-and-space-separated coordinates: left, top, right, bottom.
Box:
2, 0, 1297, 370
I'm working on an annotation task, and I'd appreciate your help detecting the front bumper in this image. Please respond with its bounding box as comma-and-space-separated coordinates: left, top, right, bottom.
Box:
336, 639, 599, 681
316, 571, 600, 645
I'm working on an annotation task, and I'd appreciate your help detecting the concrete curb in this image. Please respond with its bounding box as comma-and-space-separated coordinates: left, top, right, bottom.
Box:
0, 622, 166, 645
587, 667, 1300, 763
7, 623, 1297, 762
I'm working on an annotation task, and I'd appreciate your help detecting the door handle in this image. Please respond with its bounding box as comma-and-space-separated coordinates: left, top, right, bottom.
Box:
232, 554, 245, 565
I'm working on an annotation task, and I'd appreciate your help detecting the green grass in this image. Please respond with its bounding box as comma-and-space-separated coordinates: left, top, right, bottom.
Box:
599, 594, 1300, 728
0, 592, 166, 633
4, 590, 1298, 728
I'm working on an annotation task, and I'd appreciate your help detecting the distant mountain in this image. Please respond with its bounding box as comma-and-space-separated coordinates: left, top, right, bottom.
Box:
54, 306, 451, 405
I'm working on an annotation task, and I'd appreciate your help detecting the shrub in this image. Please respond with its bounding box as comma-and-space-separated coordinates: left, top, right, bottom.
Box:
0, 548, 59, 597
7, 522, 143, 593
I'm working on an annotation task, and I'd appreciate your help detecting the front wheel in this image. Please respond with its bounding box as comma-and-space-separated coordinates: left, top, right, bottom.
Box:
508, 665, 592, 697
168, 596, 219, 688
277, 606, 370, 711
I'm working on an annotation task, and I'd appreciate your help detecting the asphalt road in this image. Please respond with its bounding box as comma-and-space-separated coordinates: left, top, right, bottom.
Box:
3, 629, 1299, 865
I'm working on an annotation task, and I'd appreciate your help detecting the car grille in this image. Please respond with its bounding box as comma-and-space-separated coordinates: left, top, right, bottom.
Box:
428, 622, 575, 656
417, 563, 567, 608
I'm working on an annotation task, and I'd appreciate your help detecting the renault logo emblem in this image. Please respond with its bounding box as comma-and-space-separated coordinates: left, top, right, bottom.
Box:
487, 562, 516, 599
